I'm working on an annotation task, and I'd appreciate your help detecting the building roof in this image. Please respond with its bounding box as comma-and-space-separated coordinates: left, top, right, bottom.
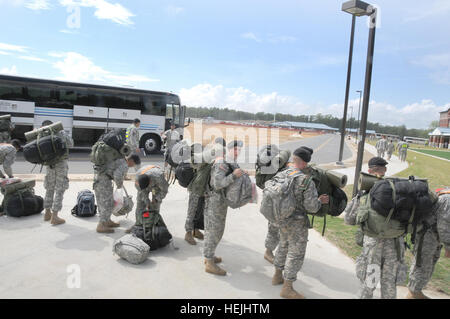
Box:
439, 108, 450, 113
429, 127, 450, 136
346, 128, 377, 134
271, 121, 338, 131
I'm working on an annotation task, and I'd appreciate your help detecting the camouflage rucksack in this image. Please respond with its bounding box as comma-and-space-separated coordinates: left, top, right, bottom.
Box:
259, 168, 307, 227
224, 171, 254, 209
0, 118, 11, 132
90, 141, 124, 166
255, 149, 291, 190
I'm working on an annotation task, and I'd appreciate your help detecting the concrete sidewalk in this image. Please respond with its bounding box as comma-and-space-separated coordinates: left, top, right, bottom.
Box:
330, 140, 409, 186
1, 180, 447, 299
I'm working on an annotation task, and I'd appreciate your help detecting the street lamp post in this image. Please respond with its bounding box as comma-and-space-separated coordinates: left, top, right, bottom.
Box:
341, 0, 378, 197
336, 14, 356, 165
356, 90, 362, 142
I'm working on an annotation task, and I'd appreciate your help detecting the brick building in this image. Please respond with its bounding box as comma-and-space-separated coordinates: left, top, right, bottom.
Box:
429, 107, 450, 148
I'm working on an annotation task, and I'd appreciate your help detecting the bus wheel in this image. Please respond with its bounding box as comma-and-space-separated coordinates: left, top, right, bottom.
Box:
142, 134, 161, 154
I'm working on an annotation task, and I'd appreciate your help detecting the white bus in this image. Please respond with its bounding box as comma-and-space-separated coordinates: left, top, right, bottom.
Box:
0, 75, 188, 154
404, 136, 428, 145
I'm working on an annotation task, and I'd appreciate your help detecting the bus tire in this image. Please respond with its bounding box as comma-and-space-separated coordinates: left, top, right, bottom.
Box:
141, 134, 161, 154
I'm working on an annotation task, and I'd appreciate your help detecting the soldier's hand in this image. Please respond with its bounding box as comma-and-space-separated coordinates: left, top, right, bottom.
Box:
319, 194, 329, 204
445, 248, 450, 258
232, 168, 244, 178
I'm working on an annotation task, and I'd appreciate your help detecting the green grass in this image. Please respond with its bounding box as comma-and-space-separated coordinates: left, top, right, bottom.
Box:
314, 149, 450, 295
411, 149, 450, 161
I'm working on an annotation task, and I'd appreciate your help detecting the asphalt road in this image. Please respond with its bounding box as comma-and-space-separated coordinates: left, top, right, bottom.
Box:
11, 133, 352, 174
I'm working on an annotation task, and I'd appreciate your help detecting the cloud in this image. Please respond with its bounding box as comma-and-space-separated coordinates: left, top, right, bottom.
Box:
59, 0, 135, 26
60, 29, 79, 34
50, 51, 159, 86
166, 5, 183, 16
0, 66, 18, 75
241, 32, 262, 43
404, 0, 450, 22
25, 0, 51, 10
412, 53, 450, 85
0, 42, 28, 53
179, 83, 448, 129
19, 55, 47, 62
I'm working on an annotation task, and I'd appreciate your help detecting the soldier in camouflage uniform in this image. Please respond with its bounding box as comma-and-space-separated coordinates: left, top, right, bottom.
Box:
0, 140, 22, 178
386, 140, 395, 160
94, 154, 140, 233
125, 164, 169, 232
272, 146, 328, 299
407, 189, 450, 299
344, 157, 407, 299
125, 119, 141, 173
185, 143, 207, 245
203, 140, 245, 276
161, 122, 180, 170
38, 121, 74, 226
0, 117, 15, 143
375, 137, 387, 158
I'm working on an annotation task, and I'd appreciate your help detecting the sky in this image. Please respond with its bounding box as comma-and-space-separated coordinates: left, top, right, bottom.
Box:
0, 0, 449, 129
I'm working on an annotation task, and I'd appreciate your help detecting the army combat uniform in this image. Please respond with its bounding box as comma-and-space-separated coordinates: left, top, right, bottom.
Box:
0, 121, 14, 143
163, 129, 180, 162
344, 195, 406, 299
203, 158, 239, 261
375, 138, 387, 158
126, 124, 141, 172
408, 193, 450, 295
386, 142, 395, 160
93, 158, 128, 224
0, 144, 17, 178
273, 170, 322, 283
185, 162, 206, 233
134, 165, 169, 227
44, 130, 73, 214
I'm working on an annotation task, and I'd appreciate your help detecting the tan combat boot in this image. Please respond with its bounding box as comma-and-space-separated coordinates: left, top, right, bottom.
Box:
280, 280, 305, 299
44, 209, 52, 221
105, 220, 120, 228
406, 289, 430, 299
50, 211, 65, 226
96, 222, 114, 233
185, 231, 197, 245
193, 229, 204, 240
264, 249, 274, 264
272, 268, 284, 285
204, 256, 222, 264
204, 258, 226, 276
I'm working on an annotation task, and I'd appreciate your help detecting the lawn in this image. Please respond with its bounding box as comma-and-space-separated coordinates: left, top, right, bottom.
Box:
313, 149, 450, 295
411, 148, 450, 161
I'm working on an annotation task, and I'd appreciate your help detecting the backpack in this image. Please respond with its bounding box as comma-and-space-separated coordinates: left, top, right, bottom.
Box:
175, 162, 195, 188
112, 186, 134, 217
0, 117, 11, 132
90, 141, 124, 166
132, 212, 172, 251
71, 189, 97, 217
100, 128, 127, 151
2, 187, 44, 217
259, 168, 306, 227
23, 134, 68, 166
369, 177, 435, 225
193, 196, 205, 230
189, 163, 213, 196
113, 234, 150, 265
356, 192, 410, 239
0, 179, 35, 195
255, 148, 290, 190
224, 173, 254, 209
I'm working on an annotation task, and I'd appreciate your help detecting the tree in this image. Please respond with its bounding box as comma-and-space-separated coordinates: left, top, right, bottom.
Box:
429, 120, 439, 130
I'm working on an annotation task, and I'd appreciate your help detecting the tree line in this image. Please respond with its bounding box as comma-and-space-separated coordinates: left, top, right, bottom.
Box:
185, 106, 431, 139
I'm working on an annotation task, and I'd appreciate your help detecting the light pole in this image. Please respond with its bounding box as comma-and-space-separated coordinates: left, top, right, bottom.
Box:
356, 90, 362, 142
341, 0, 378, 197
336, 13, 356, 165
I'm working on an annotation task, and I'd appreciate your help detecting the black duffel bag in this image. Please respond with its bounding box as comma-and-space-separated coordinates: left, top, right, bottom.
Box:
23, 134, 67, 165
132, 212, 172, 251
2, 188, 44, 217
175, 162, 195, 188
193, 196, 205, 230
369, 177, 434, 224
100, 128, 127, 152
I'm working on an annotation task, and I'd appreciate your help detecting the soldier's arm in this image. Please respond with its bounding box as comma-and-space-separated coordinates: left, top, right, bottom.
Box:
436, 196, 450, 250
154, 173, 169, 202
344, 196, 359, 225
299, 178, 321, 214
113, 159, 128, 188
211, 162, 235, 190
3, 148, 16, 177
60, 130, 74, 148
